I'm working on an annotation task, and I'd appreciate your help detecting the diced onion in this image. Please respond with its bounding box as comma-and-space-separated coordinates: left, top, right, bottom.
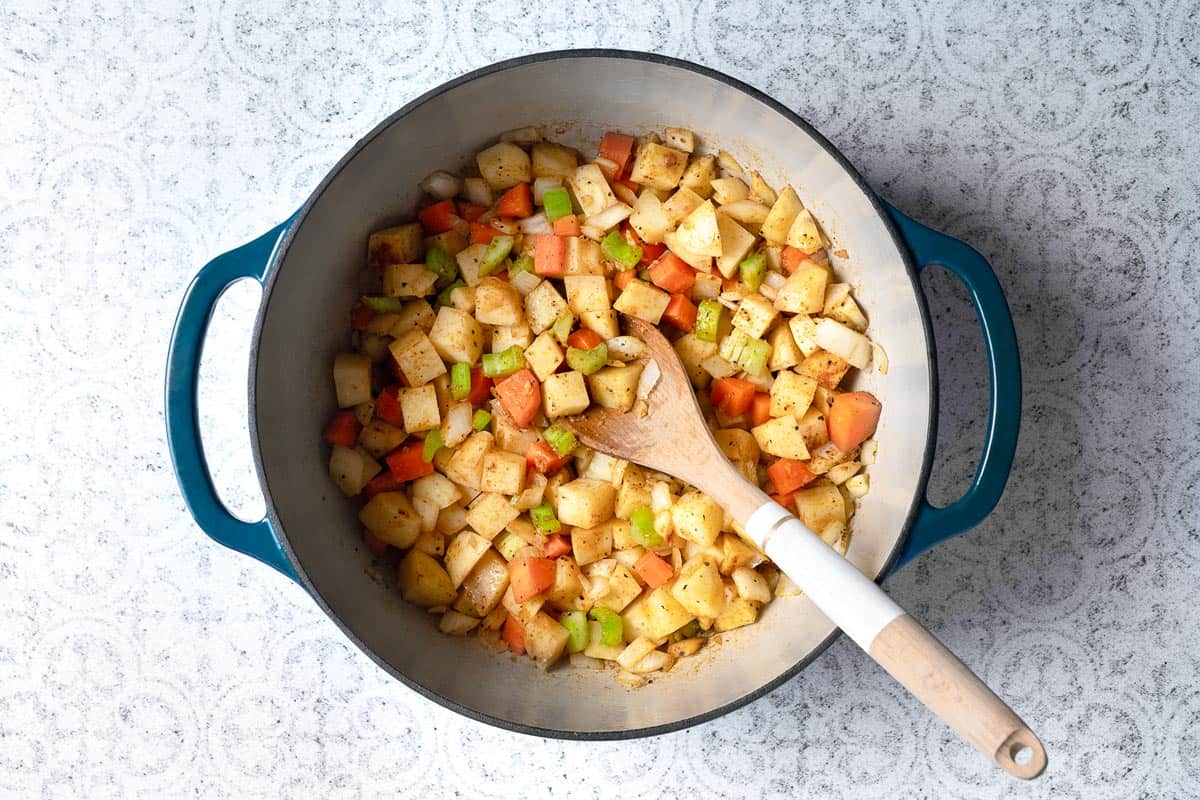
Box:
813, 318, 873, 369
763, 270, 786, 290
532, 176, 561, 205
419, 170, 463, 201
464, 177, 493, 207
650, 481, 672, 512
871, 340, 889, 374
584, 202, 633, 232
500, 126, 541, 144
635, 358, 661, 401
518, 212, 552, 234
570, 653, 607, 670
605, 336, 646, 361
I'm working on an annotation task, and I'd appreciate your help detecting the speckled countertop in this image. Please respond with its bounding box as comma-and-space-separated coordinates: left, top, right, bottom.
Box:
2, 2, 1199, 797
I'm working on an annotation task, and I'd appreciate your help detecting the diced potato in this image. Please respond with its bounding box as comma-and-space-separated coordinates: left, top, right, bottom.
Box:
543, 370, 591, 418
571, 523, 614, 566
616, 477, 653, 521
490, 322, 532, 353
564, 275, 611, 314
769, 371, 818, 419
383, 264, 438, 297
760, 185, 803, 245
732, 567, 771, 603
711, 176, 749, 205
798, 349, 851, 390
580, 309, 619, 339
412, 473, 461, 510
480, 449, 526, 496
567, 163, 618, 218
714, 596, 760, 632
775, 265, 828, 314
525, 331, 565, 381
671, 491, 724, 546
449, 285, 476, 313
797, 407, 831, 450
714, 213, 756, 278
629, 191, 671, 244
845, 473, 870, 499
613, 279, 670, 324
451, 551, 506, 618
398, 384, 440, 433
524, 280, 570, 334
368, 223, 424, 268
545, 557, 586, 610
525, 611, 570, 666
749, 171, 776, 205
444, 530, 493, 588
442, 431, 494, 489
672, 556, 724, 618
720, 533, 759, 575
811, 385, 837, 415
556, 478, 617, 528
328, 445, 380, 497
586, 364, 644, 411
630, 142, 689, 191
788, 315, 821, 357
477, 141, 531, 189
455, 243, 488, 287
438, 610, 481, 635
731, 293, 778, 339
795, 483, 846, 532
531, 142, 578, 179
662, 186, 705, 226
752, 414, 810, 460
565, 237, 604, 276
668, 637, 706, 658
389, 299, 437, 338
425, 228, 468, 257
673, 333, 718, 388
674, 200, 722, 257
544, 469, 572, 507
617, 636, 659, 671
465, 491, 520, 539
413, 528, 446, 557
333, 353, 372, 408
436, 503, 469, 535
596, 563, 641, 613
718, 199, 771, 227
642, 586, 695, 638
714, 428, 760, 462
663, 127, 695, 153
679, 153, 716, 198
787, 208, 824, 253
389, 329, 447, 386
661, 230, 713, 271
473, 277, 524, 326
814, 317, 872, 369
398, 549, 457, 608
620, 595, 654, 641
440, 400, 473, 447
357, 419, 406, 458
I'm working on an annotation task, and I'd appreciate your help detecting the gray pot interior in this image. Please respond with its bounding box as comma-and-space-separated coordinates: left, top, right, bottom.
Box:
252, 53, 933, 735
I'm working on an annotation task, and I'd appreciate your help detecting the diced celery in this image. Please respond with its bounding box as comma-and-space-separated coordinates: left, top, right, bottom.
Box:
450, 362, 472, 400
551, 313, 575, 345
738, 338, 771, 375
739, 251, 767, 290
426, 245, 457, 283
422, 428, 444, 462
695, 300, 723, 343
589, 607, 623, 646
542, 187, 573, 222
472, 409, 492, 430
361, 295, 406, 314
543, 425, 576, 456
510, 254, 535, 274
481, 345, 526, 378
630, 505, 662, 546
601, 230, 642, 270
479, 235, 514, 276
561, 610, 589, 653
565, 342, 608, 375
530, 502, 561, 533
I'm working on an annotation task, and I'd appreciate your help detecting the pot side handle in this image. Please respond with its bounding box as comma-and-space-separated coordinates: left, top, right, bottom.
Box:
886, 205, 1022, 568
164, 220, 299, 582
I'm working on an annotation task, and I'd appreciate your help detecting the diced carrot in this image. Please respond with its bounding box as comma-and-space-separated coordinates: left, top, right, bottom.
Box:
567, 328, 603, 351
509, 555, 557, 603
710, 377, 757, 417
534, 234, 567, 277
467, 367, 493, 405
661, 293, 697, 331
771, 491, 796, 511
362, 471, 402, 499
781, 246, 808, 274
351, 304, 374, 331
597, 132, 636, 180
363, 528, 390, 557
617, 177, 640, 193
527, 440, 572, 475
374, 385, 404, 427
633, 551, 674, 589
722, 277, 740, 292
648, 252, 696, 294
750, 392, 772, 427
767, 458, 818, 495
502, 615, 526, 655
552, 215, 582, 237
827, 391, 882, 452
384, 441, 434, 482
417, 199, 460, 234
459, 203, 486, 223
470, 222, 502, 244
323, 410, 361, 448
495, 368, 541, 428
496, 182, 533, 219
613, 269, 636, 290
543, 534, 572, 559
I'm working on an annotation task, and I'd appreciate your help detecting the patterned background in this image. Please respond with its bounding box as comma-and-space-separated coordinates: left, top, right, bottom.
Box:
1, 0, 1198, 796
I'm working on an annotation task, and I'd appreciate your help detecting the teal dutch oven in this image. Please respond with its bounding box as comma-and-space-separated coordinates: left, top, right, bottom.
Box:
165, 51, 1020, 738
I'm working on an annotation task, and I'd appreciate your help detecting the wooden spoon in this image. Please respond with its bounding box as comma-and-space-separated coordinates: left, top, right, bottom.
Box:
563, 317, 1047, 780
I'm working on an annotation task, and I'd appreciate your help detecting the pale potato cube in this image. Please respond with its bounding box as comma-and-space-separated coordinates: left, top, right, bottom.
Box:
663, 127, 695, 153
525, 611, 570, 666
565, 236, 604, 276
531, 142, 578, 179
673, 333, 718, 388
525, 332, 565, 381
798, 349, 852, 390
615, 474, 653, 520
678, 153, 716, 198
474, 277, 524, 326
770, 370, 818, 418
564, 275, 611, 314
357, 419, 406, 458
787, 208, 824, 253
595, 563, 641, 614
711, 176, 750, 205
767, 323, 802, 371
630, 142, 689, 191
714, 428, 760, 462
438, 610, 481, 635
398, 549, 457, 608
580, 309, 619, 340
440, 400, 474, 447
389, 329, 447, 386
714, 213, 756, 278
671, 491, 723, 546
798, 406, 831, 450
412, 472, 461, 509
480, 450, 526, 496
567, 163, 618, 218
477, 141, 531, 190
795, 484, 846, 532
788, 315, 821, 357
436, 503, 469, 536
571, 523, 614, 566
542, 370, 590, 418
443, 431, 494, 489
674, 200, 722, 257
502, 583, 546, 625
752, 415, 810, 460
613, 279, 670, 324
490, 323, 532, 353
714, 596, 760, 633
427, 306, 484, 365
586, 363, 644, 412
661, 230, 713, 271
383, 263, 437, 297
448, 285, 475, 313
465, 491, 520, 539
388, 299, 437, 338
452, 242, 487, 287
720, 533, 759, 575
731, 293, 778, 339
393, 385, 436, 433
662, 186, 705, 225
824, 289, 869, 333
556, 478, 617, 528
524, 280, 570, 334
775, 264, 828, 315
760, 185, 803, 245
368, 223, 424, 268
359, 491, 421, 548
453, 549, 510, 617
732, 567, 772, 604
642, 586, 695, 638
333, 353, 372, 408
672, 557, 724, 618
425, 228, 468, 257
718, 199, 771, 227
444, 530, 493, 588
544, 556, 586, 611
629, 191, 671, 244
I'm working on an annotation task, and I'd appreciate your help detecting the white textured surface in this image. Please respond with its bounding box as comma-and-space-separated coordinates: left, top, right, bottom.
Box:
3, 2, 1200, 797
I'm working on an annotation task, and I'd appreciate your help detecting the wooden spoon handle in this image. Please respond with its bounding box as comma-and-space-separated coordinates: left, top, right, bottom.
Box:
744, 500, 1047, 779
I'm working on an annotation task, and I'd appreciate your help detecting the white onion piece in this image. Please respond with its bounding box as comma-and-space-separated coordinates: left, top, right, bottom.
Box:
763, 270, 786, 290
635, 358, 661, 401
584, 202, 633, 232
518, 212, 552, 234
605, 336, 646, 361
871, 340, 889, 374
464, 177, 493, 207
650, 481, 672, 512
814, 317, 873, 369
419, 170, 463, 201
532, 176, 561, 205
500, 126, 541, 144
570, 653, 606, 670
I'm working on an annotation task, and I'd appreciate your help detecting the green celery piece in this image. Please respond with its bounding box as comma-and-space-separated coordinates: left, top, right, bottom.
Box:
426, 245, 457, 283
629, 505, 662, 546
695, 299, 723, 343
472, 409, 492, 430
565, 343, 607, 375
437, 279, 466, 306
542, 425, 576, 457
510, 254, 535, 274
542, 187, 573, 222
738, 338, 771, 376
450, 362, 472, 400
550, 313, 575, 345
530, 502, 562, 533
360, 295, 406, 314
479, 235, 514, 276
422, 428, 444, 462
739, 251, 767, 291
560, 610, 589, 653
601, 230, 641, 270
481, 345, 526, 378
589, 607, 623, 647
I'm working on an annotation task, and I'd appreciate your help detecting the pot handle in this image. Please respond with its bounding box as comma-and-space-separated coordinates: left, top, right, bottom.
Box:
164, 220, 299, 582
886, 205, 1021, 568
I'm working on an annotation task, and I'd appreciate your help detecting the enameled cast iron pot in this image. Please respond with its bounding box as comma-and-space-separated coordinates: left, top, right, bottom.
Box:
165, 51, 1020, 738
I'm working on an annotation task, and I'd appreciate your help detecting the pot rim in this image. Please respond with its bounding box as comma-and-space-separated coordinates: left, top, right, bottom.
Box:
249, 48, 938, 740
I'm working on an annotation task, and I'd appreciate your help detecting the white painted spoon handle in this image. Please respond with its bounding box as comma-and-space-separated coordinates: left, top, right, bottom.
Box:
744, 501, 1047, 780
